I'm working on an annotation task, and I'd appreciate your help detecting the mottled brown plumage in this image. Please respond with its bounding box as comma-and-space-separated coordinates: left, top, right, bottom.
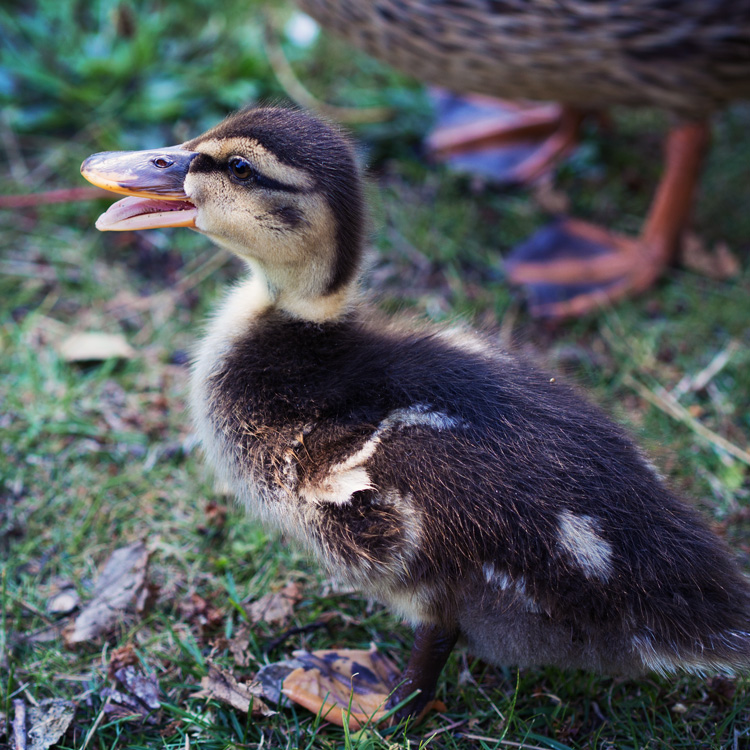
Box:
82, 107, 750, 721
296, 0, 750, 319
298, 0, 750, 118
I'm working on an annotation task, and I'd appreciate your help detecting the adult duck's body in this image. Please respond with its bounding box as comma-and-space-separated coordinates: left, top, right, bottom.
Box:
81, 107, 750, 725
298, 0, 750, 317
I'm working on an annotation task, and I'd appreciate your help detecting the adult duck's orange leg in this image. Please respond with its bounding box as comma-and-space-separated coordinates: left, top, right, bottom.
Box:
505, 121, 710, 318
425, 95, 585, 185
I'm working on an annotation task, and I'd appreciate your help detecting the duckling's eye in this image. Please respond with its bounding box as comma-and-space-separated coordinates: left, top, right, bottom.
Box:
229, 156, 256, 181
227, 156, 297, 192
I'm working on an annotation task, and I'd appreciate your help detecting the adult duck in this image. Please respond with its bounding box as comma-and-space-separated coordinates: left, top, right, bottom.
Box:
297, 0, 750, 317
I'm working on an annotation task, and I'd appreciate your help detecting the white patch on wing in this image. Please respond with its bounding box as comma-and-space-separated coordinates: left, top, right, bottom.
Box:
483, 565, 541, 612
299, 465, 373, 505
299, 403, 462, 505
483, 562, 512, 590
557, 509, 613, 582
495, 572, 511, 590
483, 562, 496, 583
385, 403, 462, 431
511, 575, 543, 613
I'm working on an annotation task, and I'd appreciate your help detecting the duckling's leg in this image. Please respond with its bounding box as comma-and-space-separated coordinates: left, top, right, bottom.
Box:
388, 623, 459, 722
505, 121, 710, 318
426, 95, 584, 186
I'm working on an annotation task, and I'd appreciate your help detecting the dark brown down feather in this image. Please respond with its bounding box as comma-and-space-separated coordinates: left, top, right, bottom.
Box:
88, 107, 750, 692
207, 305, 750, 675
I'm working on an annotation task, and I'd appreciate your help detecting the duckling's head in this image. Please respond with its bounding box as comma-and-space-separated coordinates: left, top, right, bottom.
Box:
81, 107, 365, 321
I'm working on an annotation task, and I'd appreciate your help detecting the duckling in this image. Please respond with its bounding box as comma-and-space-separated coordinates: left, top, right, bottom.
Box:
296, 0, 750, 317
81, 107, 750, 721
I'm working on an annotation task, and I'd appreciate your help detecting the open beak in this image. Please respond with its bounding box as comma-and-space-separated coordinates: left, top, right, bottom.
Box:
80, 147, 199, 231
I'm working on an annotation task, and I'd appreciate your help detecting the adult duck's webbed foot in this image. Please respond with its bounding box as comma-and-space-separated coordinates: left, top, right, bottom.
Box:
505, 121, 710, 318
426, 94, 585, 186
505, 219, 661, 318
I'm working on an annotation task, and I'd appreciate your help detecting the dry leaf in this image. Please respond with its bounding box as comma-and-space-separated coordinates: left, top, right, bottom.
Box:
681, 233, 741, 280
229, 623, 252, 667
255, 660, 303, 706
181, 592, 225, 632
135, 580, 160, 617
25, 624, 65, 644
115, 666, 160, 710
107, 644, 140, 679
46, 587, 79, 616
245, 582, 302, 626
193, 662, 276, 717
101, 666, 160, 721
15, 699, 76, 750
63, 542, 151, 647
197, 500, 229, 534
58, 332, 135, 363
280, 646, 444, 729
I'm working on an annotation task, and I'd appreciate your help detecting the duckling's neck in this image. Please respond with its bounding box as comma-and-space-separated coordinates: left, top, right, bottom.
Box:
276, 279, 358, 324
229, 259, 358, 326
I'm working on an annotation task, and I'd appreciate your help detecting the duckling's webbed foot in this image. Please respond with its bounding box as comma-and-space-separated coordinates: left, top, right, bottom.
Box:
387, 623, 459, 723
426, 94, 584, 186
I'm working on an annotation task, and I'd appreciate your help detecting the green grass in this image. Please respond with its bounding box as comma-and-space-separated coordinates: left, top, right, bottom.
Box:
2, 1, 750, 747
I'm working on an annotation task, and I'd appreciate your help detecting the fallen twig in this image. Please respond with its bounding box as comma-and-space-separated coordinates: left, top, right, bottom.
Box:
0, 187, 109, 208
1, 111, 28, 182
263, 13, 393, 125
672, 340, 740, 398
623, 373, 750, 467
12, 699, 27, 750
7, 591, 56, 626
424, 717, 468, 739
80, 693, 111, 750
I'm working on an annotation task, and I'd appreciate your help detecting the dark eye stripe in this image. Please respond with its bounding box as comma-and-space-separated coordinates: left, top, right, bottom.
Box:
228, 156, 301, 193
253, 173, 302, 193
189, 153, 303, 193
